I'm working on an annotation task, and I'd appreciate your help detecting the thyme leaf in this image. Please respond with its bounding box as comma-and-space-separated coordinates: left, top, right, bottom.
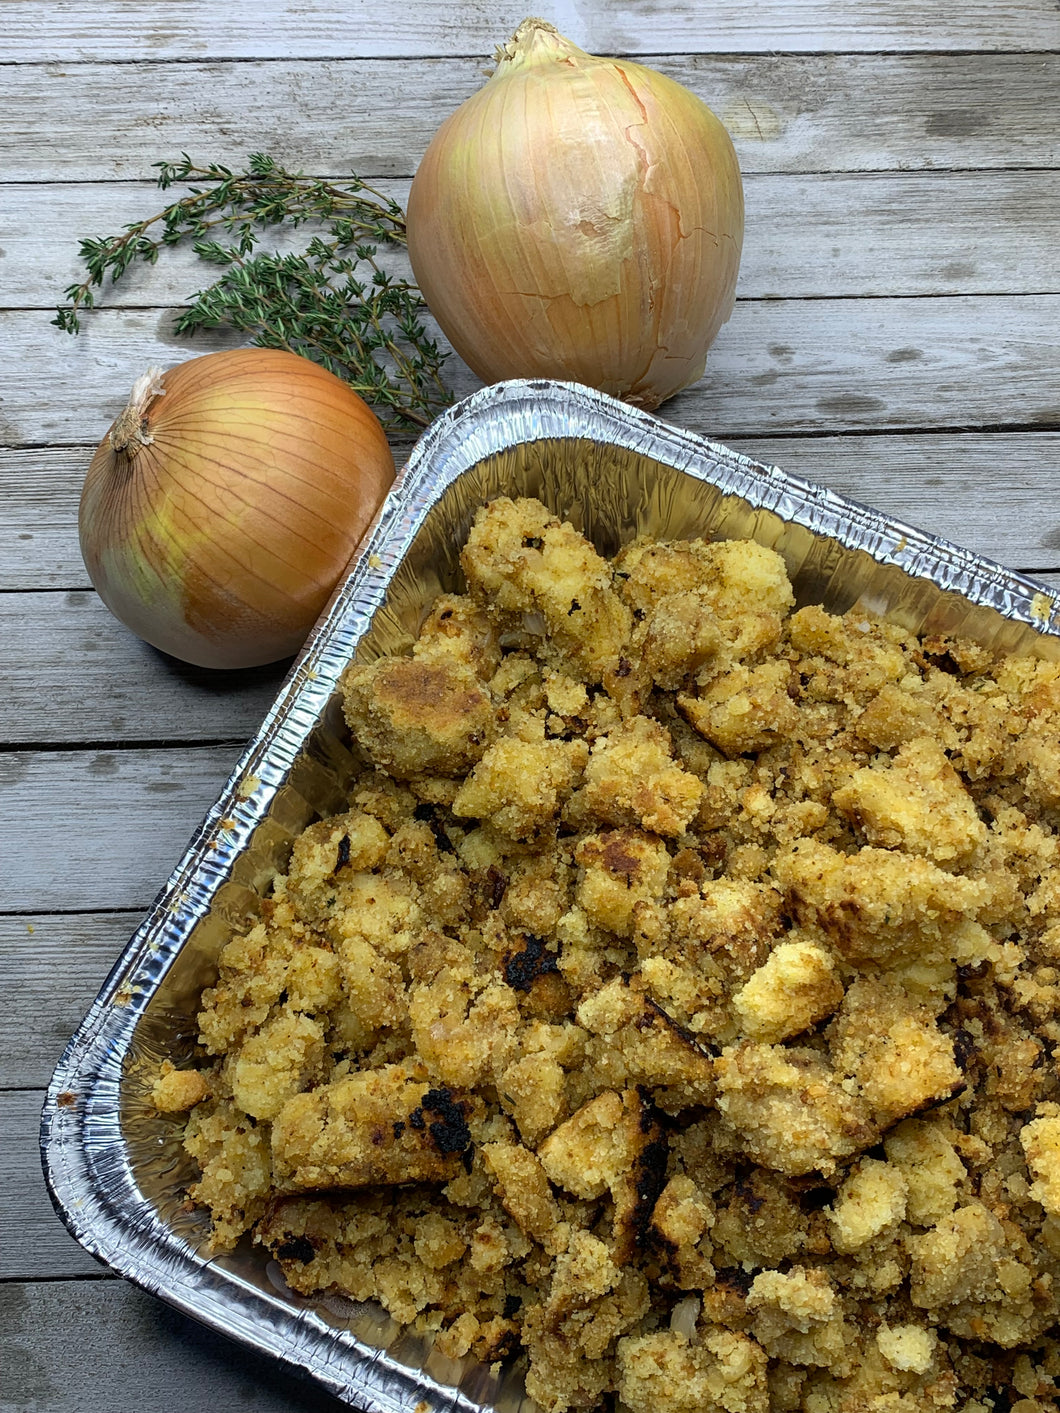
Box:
54, 152, 452, 432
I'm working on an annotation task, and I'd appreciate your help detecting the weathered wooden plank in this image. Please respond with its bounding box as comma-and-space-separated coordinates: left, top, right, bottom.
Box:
0, 592, 288, 747
1, 448, 90, 589
729, 433, 1060, 574
0, 914, 136, 1088
2, 54, 1056, 183
3, 295, 1059, 449
0, 1278, 350, 1412
0, 1090, 103, 1280
6, 0, 1060, 60
0, 444, 414, 591
14, 172, 1060, 317
0, 745, 245, 912
3, 435, 1058, 597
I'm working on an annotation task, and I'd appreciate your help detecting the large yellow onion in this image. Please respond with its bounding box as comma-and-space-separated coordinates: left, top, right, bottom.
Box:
79, 349, 395, 669
406, 18, 744, 410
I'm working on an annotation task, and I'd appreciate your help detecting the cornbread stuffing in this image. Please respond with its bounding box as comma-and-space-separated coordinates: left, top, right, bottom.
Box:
166, 497, 1060, 1411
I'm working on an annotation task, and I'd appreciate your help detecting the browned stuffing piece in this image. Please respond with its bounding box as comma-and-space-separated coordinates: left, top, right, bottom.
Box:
166, 496, 1060, 1411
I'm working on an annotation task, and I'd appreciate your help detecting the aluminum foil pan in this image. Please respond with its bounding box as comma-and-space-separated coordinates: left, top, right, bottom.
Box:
42, 378, 1060, 1412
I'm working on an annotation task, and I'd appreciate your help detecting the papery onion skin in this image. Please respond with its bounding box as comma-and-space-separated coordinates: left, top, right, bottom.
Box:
406, 19, 744, 411
79, 349, 395, 670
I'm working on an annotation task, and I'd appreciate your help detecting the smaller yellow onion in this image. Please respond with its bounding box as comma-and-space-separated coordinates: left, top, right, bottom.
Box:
406, 18, 744, 410
79, 349, 395, 669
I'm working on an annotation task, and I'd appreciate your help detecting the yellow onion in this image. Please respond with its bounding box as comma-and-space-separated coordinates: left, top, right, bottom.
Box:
406, 18, 743, 410
79, 349, 395, 669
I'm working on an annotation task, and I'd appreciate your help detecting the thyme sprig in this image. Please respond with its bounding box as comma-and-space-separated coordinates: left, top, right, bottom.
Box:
54, 153, 452, 431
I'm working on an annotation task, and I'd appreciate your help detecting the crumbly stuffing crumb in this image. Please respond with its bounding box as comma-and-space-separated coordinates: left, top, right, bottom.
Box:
171, 498, 1060, 1412
731, 938, 843, 1044
827, 1157, 908, 1253
876, 1321, 939, 1375
151, 1059, 210, 1112
1019, 1105, 1060, 1215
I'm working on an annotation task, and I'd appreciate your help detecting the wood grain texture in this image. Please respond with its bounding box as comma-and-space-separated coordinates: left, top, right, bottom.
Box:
6, 0, 1060, 60
3, 294, 1058, 449
3, 54, 1057, 183
0, 1090, 103, 1280
0, 1279, 349, 1412
12, 171, 1060, 316
0, 592, 289, 746
1, 448, 92, 590
0, 745, 246, 912
0, 914, 136, 1087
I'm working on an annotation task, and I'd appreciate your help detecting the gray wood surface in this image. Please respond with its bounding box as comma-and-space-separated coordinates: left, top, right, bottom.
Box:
3, 1, 1059, 1410
1, 745, 247, 912
4, 295, 1060, 447
0, 592, 287, 744
10, 173, 1060, 309
5, 0, 1059, 59
0, 914, 138, 1088
4, 54, 1057, 182
2, 1281, 349, 1411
